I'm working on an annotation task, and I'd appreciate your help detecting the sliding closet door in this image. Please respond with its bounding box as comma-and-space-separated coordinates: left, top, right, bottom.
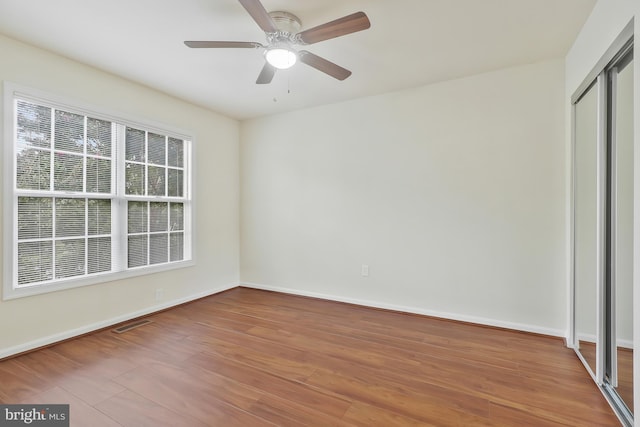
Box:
574, 81, 601, 378
608, 52, 633, 414
573, 36, 633, 425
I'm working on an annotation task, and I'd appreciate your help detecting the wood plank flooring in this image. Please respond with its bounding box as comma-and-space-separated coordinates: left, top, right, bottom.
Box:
0, 287, 621, 426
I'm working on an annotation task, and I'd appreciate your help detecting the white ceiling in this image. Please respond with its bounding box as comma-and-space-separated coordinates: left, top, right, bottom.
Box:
0, 0, 595, 120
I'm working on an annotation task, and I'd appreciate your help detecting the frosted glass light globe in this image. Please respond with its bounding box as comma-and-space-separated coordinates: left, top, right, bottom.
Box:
265, 48, 297, 69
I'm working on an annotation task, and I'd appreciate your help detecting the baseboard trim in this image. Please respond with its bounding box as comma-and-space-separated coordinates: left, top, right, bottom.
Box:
241, 281, 566, 338
0, 283, 238, 359
576, 333, 634, 350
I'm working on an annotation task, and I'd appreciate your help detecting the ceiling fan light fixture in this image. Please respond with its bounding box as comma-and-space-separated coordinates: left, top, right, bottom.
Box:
265, 47, 297, 69
184, 2, 371, 83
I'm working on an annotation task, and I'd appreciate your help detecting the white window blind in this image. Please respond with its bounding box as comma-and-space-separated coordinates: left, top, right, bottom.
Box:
4, 85, 193, 299
124, 127, 186, 269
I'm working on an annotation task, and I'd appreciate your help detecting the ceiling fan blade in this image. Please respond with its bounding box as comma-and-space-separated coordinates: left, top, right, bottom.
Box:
256, 62, 276, 84
298, 51, 352, 81
297, 12, 370, 45
237, 0, 277, 33
184, 41, 263, 49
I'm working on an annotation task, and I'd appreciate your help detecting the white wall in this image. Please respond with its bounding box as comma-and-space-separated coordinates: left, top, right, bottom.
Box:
0, 34, 240, 356
564, 0, 638, 419
241, 59, 567, 335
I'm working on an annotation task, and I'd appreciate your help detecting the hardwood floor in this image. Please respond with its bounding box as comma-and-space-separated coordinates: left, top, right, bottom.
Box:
0, 287, 621, 426
617, 348, 634, 412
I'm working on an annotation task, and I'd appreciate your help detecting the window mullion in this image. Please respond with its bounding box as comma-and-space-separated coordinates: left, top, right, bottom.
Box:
165, 137, 169, 262
83, 116, 87, 193
165, 135, 169, 197
147, 201, 151, 266
51, 196, 57, 280
83, 116, 89, 276
51, 108, 56, 281
145, 132, 150, 267
49, 107, 55, 192
115, 123, 127, 272
144, 131, 149, 197
85, 196, 89, 275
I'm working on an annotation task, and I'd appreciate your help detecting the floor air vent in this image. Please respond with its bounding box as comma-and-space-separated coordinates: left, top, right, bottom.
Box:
112, 319, 153, 334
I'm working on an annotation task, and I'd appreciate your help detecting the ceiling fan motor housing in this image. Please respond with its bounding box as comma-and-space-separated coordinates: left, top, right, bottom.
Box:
267, 11, 305, 48
268, 11, 301, 34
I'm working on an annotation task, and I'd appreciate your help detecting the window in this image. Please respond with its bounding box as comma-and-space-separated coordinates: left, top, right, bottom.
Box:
124, 127, 186, 268
3, 84, 193, 299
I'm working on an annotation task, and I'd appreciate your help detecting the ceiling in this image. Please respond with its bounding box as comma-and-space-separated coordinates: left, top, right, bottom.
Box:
0, 0, 596, 120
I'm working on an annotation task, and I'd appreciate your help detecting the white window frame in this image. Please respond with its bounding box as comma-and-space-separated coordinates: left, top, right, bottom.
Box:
3, 82, 195, 300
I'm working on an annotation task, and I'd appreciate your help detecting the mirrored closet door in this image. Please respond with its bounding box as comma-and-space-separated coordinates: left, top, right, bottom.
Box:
608, 46, 634, 418
574, 77, 600, 379
573, 36, 633, 426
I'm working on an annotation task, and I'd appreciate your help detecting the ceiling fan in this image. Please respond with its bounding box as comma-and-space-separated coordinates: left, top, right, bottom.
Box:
184, 0, 371, 84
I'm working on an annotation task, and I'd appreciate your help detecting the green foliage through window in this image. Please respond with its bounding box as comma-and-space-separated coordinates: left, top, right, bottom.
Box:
11, 97, 190, 290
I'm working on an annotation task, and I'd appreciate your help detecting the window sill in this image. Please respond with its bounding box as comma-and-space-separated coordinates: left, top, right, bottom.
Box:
2, 259, 195, 301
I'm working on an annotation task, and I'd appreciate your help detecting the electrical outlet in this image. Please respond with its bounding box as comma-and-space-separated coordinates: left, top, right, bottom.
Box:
361, 264, 369, 277
155, 288, 164, 301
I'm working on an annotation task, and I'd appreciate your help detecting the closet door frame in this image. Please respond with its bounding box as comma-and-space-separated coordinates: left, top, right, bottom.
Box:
571, 71, 607, 384
571, 21, 634, 427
